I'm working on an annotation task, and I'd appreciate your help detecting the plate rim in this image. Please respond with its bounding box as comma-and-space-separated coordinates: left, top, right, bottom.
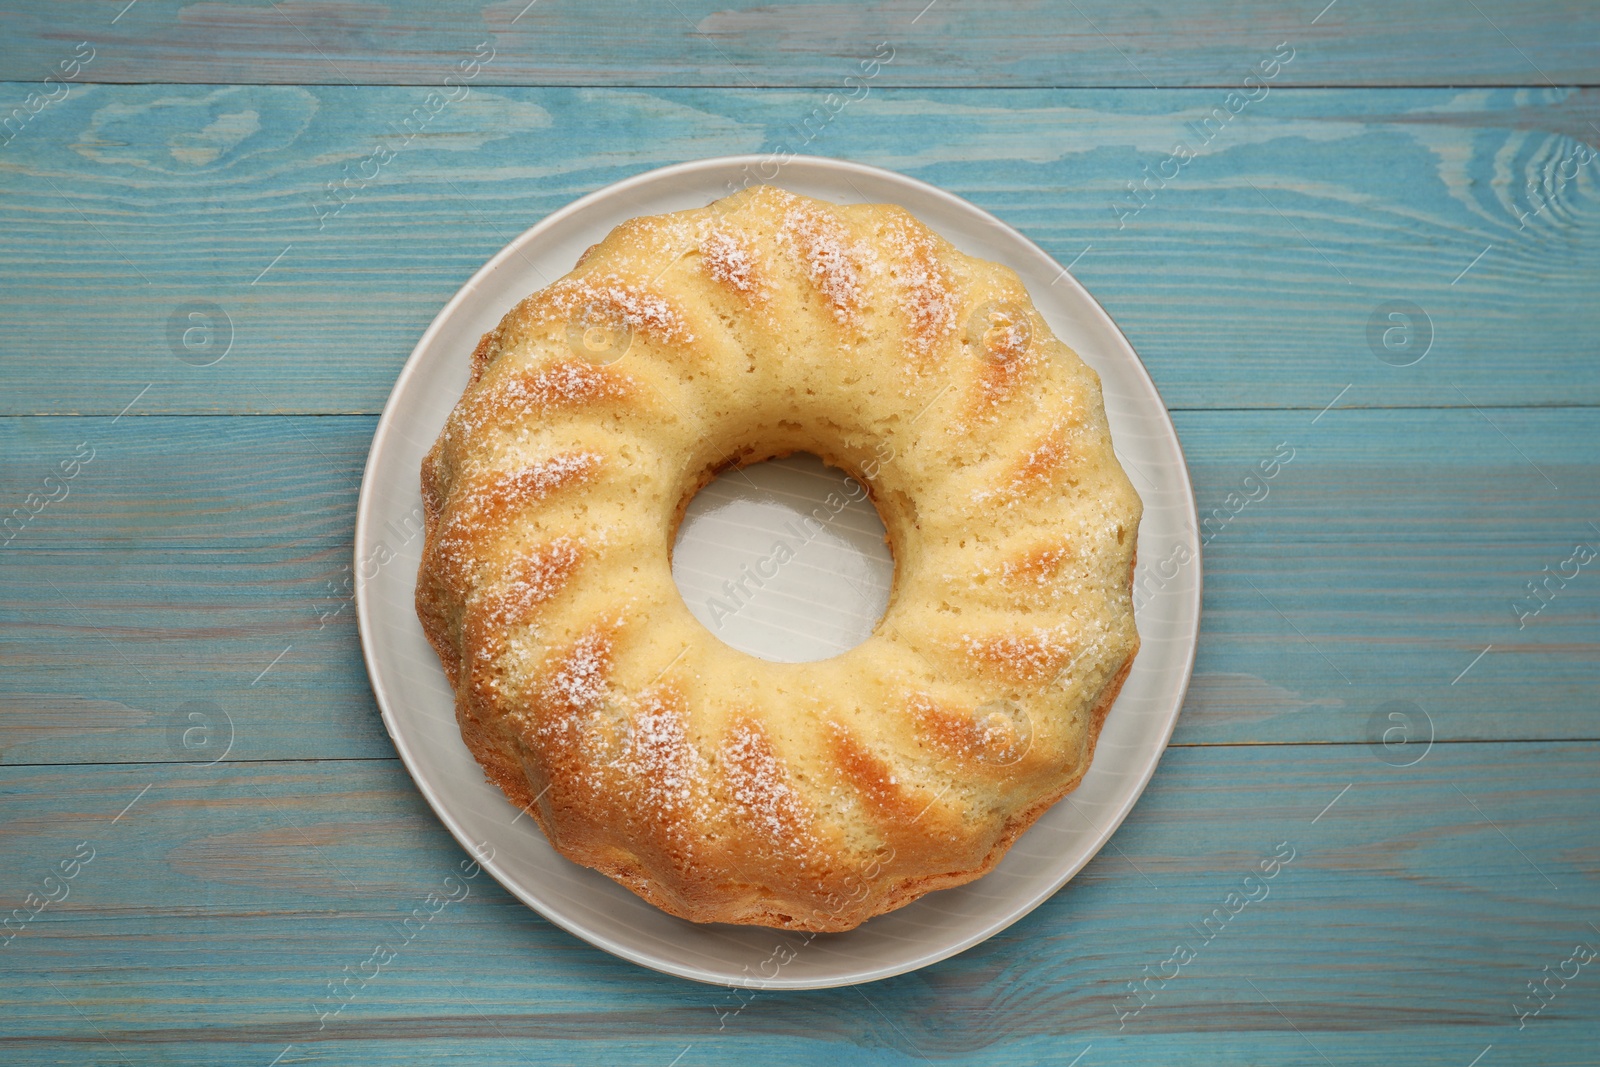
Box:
354, 153, 1203, 989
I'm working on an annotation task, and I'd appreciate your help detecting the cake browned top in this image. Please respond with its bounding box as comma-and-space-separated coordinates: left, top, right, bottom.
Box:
416, 185, 1142, 931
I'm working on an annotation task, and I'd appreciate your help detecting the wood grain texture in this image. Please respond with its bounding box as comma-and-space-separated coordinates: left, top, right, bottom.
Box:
0, 0, 1596, 87
1, 13, 1597, 1063
1, 85, 1597, 414
0, 745, 1594, 1064
2, 409, 1595, 766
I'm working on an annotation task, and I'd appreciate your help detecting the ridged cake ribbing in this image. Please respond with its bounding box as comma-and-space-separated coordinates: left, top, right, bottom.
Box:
416, 185, 1141, 931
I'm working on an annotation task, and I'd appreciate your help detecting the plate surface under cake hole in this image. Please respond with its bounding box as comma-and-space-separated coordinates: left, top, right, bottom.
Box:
671, 452, 894, 662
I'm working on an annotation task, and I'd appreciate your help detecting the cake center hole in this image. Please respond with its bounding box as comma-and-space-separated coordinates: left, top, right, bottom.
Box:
672, 453, 893, 663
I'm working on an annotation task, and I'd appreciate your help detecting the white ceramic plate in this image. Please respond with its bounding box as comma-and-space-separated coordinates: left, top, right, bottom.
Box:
354, 155, 1201, 989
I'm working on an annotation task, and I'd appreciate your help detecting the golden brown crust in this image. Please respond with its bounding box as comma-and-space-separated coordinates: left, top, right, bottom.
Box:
846, 634, 1140, 927
415, 186, 1144, 931
468, 327, 501, 387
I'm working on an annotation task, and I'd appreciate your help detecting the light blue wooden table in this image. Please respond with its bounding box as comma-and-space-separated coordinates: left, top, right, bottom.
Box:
2, 2, 1597, 1063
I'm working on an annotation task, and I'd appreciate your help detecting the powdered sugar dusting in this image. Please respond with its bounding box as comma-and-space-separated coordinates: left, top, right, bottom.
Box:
886, 215, 958, 360
487, 537, 583, 631
778, 204, 872, 322
970, 310, 1040, 413
960, 623, 1075, 683
701, 230, 760, 295
1002, 544, 1072, 586
985, 317, 1031, 362
944, 543, 1074, 608
973, 348, 1036, 413
537, 273, 696, 344
483, 451, 602, 513
538, 626, 613, 719
495, 359, 630, 416
430, 451, 602, 589
905, 690, 1012, 762
723, 720, 817, 853
611, 687, 711, 828
1013, 419, 1070, 485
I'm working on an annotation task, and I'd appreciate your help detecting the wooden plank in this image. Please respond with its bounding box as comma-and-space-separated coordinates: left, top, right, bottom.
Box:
0, 1, 1596, 87
1, 86, 1597, 414
1, 409, 1596, 765
1178, 405, 1600, 748
0, 415, 385, 766
0, 743, 1594, 1064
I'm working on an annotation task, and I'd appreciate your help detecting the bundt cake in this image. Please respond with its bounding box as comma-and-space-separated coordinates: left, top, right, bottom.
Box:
416, 185, 1141, 931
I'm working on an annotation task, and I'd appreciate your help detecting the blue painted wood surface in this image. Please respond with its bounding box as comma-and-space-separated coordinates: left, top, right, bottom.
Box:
0, 1, 1596, 86
1, 85, 1598, 414
0, 2, 1596, 1064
